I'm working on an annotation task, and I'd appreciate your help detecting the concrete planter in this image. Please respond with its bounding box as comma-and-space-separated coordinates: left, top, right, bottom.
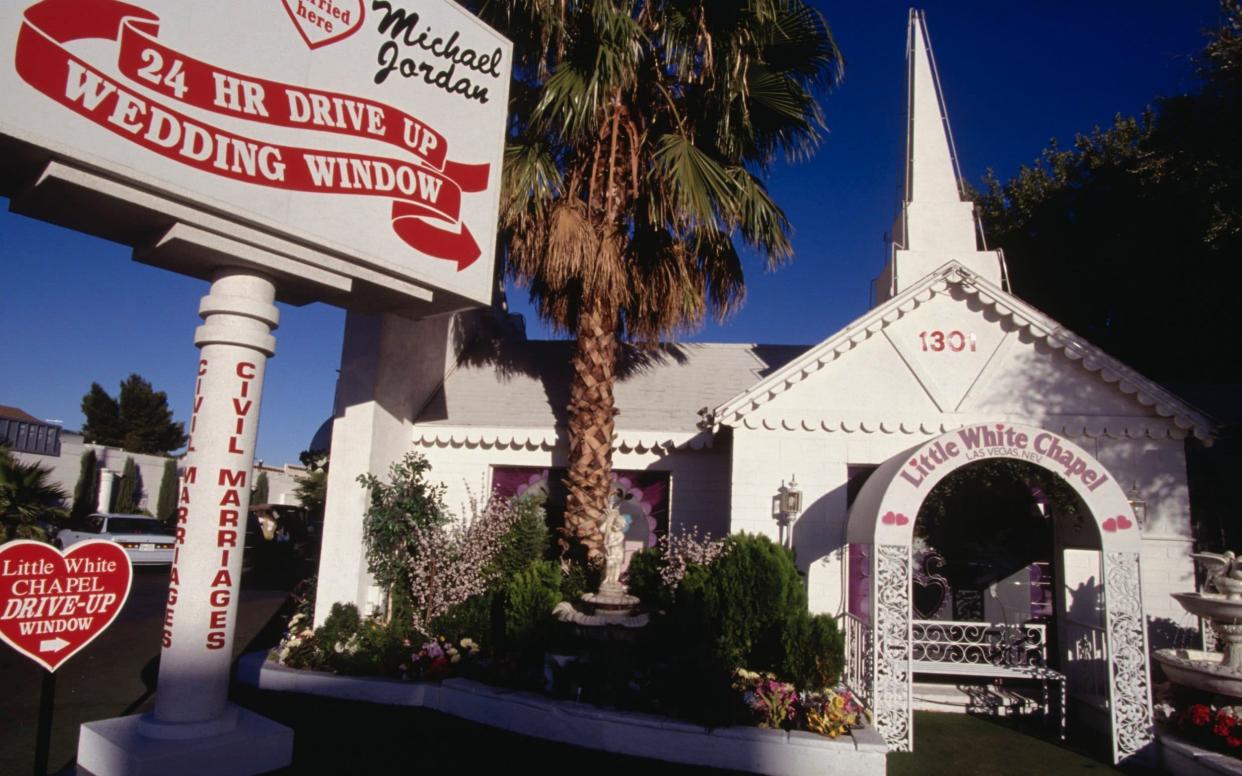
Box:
1160, 729, 1242, 776
236, 652, 887, 776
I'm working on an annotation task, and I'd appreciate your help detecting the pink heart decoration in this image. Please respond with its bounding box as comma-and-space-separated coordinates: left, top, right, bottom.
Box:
1115, 514, 1133, 530
1103, 517, 1118, 533
881, 511, 910, 526
0, 540, 132, 672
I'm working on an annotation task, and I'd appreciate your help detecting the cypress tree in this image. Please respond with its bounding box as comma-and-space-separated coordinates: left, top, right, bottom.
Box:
156, 458, 178, 524
252, 471, 269, 505
71, 449, 99, 520
114, 457, 142, 513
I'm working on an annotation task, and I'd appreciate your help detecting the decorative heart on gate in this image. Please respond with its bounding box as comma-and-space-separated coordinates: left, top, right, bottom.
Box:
912, 578, 948, 619
280, 0, 365, 50
0, 540, 132, 672
1102, 514, 1133, 533
881, 511, 910, 526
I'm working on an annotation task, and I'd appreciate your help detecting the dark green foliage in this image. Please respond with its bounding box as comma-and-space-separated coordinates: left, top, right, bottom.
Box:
80, 383, 122, 448
314, 602, 361, 652
559, 560, 591, 601
623, 548, 669, 610
977, 3, 1242, 384
501, 561, 562, 651
294, 469, 326, 522
70, 449, 99, 521
916, 459, 1064, 592
779, 612, 844, 691
311, 603, 406, 676
672, 533, 806, 673
429, 593, 493, 645
488, 494, 550, 583
155, 458, 177, 524
252, 471, 269, 505
0, 447, 67, 541
113, 456, 142, 513
81, 375, 186, 453
358, 453, 448, 606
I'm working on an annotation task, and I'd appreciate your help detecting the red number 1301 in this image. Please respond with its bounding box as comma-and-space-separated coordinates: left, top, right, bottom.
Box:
919, 330, 976, 352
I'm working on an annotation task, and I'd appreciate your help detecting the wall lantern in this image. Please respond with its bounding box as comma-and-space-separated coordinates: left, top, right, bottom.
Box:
780, 476, 803, 516
774, 476, 803, 548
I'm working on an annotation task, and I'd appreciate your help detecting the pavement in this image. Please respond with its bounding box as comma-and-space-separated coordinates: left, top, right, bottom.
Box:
0, 564, 293, 776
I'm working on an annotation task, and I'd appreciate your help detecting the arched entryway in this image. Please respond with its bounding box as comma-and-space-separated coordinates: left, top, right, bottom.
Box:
842, 421, 1151, 764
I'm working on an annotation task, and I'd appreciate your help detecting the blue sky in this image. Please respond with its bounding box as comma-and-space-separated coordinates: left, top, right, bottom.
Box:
0, 1, 1222, 465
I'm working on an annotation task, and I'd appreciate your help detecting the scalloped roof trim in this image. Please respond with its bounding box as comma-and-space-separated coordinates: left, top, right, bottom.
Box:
412, 426, 714, 454
710, 262, 1215, 441
736, 415, 1189, 440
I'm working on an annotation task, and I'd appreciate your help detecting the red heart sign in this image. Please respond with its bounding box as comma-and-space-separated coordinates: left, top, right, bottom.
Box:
0, 540, 132, 672
281, 0, 364, 50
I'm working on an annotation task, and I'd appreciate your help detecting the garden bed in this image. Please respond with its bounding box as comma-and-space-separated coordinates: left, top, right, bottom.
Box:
235, 652, 887, 776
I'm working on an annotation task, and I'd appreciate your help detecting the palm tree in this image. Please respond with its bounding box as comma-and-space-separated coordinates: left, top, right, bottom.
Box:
0, 447, 68, 541
475, 0, 841, 563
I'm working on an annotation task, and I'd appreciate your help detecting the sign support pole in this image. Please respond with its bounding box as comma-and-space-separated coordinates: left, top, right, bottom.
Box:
33, 668, 54, 776
77, 266, 293, 776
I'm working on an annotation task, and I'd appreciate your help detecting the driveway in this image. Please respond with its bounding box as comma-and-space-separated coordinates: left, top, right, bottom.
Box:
0, 565, 291, 776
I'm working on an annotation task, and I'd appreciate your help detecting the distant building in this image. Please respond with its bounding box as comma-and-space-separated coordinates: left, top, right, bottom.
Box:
0, 404, 61, 456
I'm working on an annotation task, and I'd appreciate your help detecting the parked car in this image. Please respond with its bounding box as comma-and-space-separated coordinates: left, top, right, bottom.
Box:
56, 513, 175, 566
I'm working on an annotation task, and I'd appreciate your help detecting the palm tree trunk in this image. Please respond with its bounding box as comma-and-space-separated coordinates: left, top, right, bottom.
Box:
562, 295, 619, 565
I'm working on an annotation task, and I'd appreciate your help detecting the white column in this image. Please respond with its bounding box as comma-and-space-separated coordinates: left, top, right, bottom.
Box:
152, 268, 277, 729
97, 469, 116, 513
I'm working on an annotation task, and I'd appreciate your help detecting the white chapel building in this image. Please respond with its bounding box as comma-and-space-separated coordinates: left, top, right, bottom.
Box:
314, 10, 1214, 761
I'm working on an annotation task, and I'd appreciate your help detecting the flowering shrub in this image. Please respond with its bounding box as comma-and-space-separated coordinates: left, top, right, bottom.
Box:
732, 669, 861, 738
657, 527, 730, 589
1176, 703, 1242, 752
626, 526, 728, 609
400, 636, 482, 682
271, 612, 317, 667
403, 491, 524, 635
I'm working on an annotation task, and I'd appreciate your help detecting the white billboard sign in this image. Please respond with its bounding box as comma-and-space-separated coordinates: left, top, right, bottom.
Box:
0, 0, 511, 307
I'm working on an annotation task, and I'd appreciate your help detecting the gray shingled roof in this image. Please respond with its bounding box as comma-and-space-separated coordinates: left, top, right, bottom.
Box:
416, 339, 809, 434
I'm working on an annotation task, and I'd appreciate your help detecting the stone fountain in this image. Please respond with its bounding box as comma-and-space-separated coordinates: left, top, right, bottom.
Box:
552, 502, 648, 632
1156, 552, 1242, 697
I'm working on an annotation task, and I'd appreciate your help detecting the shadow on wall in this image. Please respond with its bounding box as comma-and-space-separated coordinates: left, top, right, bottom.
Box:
791, 481, 849, 577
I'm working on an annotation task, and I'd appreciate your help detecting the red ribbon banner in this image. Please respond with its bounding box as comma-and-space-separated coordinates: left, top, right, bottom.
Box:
15, 0, 489, 269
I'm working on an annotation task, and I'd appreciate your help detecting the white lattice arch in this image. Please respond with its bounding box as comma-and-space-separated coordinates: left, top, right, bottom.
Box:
843, 421, 1152, 763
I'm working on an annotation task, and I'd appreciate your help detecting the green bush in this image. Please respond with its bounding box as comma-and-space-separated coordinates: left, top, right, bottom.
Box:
502, 560, 562, 651
430, 592, 494, 645
311, 602, 407, 676
489, 494, 550, 584
779, 612, 844, 690
672, 533, 806, 674
624, 548, 668, 610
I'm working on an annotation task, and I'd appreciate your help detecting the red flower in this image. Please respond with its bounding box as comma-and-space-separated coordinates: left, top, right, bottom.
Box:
1214, 721, 1231, 738
1191, 705, 1212, 726
1228, 735, 1242, 749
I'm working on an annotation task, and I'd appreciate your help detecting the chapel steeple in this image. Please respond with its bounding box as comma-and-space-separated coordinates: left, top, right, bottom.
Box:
873, 9, 1005, 304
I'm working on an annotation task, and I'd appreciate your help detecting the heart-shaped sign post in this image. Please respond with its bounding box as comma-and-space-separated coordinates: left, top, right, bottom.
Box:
0, 539, 133, 672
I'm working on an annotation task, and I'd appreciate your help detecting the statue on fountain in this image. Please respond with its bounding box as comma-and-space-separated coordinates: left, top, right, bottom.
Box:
551, 496, 646, 631
1192, 551, 1242, 600
601, 503, 626, 591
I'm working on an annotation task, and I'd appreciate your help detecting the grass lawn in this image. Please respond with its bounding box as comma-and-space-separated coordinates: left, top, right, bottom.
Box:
888, 711, 1127, 776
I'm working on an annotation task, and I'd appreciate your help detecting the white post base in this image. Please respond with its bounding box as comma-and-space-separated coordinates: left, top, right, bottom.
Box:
77, 704, 292, 776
